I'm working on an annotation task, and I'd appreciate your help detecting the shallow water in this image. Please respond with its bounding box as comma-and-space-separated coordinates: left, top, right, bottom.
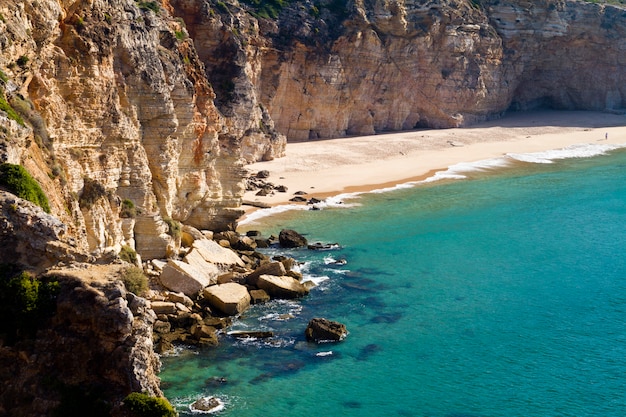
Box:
161, 145, 626, 416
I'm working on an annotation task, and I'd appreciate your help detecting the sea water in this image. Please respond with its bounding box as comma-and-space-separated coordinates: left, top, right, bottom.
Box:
160, 144, 626, 417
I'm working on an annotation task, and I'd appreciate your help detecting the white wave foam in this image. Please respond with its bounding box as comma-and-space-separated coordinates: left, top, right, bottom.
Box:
507, 143, 624, 164
302, 274, 330, 286
238, 203, 309, 225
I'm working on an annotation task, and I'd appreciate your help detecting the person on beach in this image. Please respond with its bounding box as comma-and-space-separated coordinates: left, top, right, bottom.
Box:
605, 132, 608, 140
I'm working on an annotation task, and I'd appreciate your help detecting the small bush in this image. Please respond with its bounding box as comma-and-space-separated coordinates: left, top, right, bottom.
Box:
163, 217, 181, 239
79, 177, 106, 209
16, 55, 29, 68
119, 245, 139, 264
0, 267, 60, 344
123, 392, 176, 417
122, 266, 148, 296
136, 0, 160, 13
120, 199, 137, 218
0, 163, 50, 212
0, 93, 24, 126
0, 69, 7, 83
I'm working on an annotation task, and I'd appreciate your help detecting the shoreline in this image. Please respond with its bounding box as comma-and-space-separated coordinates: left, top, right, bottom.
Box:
240, 110, 626, 223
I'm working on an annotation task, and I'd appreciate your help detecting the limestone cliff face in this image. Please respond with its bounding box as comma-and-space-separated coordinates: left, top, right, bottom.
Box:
0, 0, 285, 260
232, 0, 626, 139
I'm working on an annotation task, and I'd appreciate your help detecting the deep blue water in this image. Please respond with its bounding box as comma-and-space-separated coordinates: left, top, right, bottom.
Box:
161, 145, 626, 416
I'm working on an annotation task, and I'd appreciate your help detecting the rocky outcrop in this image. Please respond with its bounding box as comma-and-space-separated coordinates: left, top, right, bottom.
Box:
0, 265, 162, 416
0, 191, 89, 272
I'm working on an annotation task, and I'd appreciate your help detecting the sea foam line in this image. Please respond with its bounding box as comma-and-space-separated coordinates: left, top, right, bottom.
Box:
240, 142, 626, 223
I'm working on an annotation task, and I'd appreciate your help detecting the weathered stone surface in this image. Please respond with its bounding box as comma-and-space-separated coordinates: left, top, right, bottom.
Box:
249, 289, 271, 304
305, 318, 348, 342
203, 283, 251, 316
0, 191, 88, 271
151, 301, 177, 315
256, 275, 310, 299
181, 224, 206, 247
183, 248, 221, 283
278, 229, 308, 248
159, 260, 213, 297
192, 239, 246, 268
245, 261, 287, 287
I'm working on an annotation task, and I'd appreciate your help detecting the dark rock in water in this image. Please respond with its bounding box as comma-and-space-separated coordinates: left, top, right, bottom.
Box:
278, 229, 308, 248
307, 242, 340, 251
190, 396, 223, 413
229, 330, 274, 339
307, 197, 323, 204
256, 170, 270, 179
290, 195, 308, 202
205, 376, 228, 387
305, 318, 348, 342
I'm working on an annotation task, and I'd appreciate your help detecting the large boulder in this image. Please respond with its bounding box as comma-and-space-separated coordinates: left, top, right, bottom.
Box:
159, 259, 212, 297
183, 249, 220, 283
256, 274, 309, 299
192, 239, 245, 268
203, 283, 251, 316
245, 261, 286, 287
278, 229, 308, 248
305, 318, 348, 342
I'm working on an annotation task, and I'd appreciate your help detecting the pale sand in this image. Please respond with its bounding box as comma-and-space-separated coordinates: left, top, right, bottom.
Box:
243, 110, 626, 212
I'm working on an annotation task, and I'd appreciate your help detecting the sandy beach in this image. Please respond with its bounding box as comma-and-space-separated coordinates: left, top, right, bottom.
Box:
242, 110, 626, 212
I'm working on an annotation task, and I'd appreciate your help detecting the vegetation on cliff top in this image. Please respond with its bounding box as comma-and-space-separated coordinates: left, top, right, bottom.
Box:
239, 0, 348, 20
0, 163, 51, 213
122, 392, 176, 417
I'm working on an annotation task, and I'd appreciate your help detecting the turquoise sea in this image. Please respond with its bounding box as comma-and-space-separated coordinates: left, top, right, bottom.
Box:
161, 143, 626, 416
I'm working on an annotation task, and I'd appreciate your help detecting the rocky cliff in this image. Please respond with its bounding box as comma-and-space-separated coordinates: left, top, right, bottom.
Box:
0, 264, 161, 416
0, 0, 625, 414
236, 0, 626, 139
1, 0, 624, 259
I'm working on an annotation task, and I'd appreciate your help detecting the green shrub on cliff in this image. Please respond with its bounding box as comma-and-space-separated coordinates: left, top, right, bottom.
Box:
163, 216, 181, 239
241, 0, 291, 19
79, 177, 107, 209
0, 163, 51, 213
122, 266, 148, 296
0, 267, 60, 344
0, 92, 25, 126
122, 392, 176, 417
